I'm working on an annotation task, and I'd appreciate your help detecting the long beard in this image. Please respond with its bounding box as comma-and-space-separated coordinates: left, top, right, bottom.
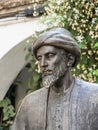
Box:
43, 75, 58, 88
42, 61, 67, 88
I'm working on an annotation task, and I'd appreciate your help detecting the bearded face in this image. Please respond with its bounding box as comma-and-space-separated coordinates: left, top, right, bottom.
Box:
36, 45, 68, 88
42, 56, 67, 88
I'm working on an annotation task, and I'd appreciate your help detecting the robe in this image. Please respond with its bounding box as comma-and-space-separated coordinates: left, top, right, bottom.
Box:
12, 78, 98, 130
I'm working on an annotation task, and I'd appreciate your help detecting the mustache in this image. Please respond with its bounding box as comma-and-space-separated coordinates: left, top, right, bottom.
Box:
42, 69, 53, 77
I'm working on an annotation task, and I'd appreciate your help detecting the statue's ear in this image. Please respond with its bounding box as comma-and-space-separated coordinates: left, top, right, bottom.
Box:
67, 53, 75, 67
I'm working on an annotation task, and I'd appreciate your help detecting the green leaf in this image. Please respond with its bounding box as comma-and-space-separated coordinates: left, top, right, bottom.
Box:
93, 42, 98, 49
33, 74, 40, 82
94, 69, 98, 76
3, 112, 9, 121
3, 107, 8, 113
0, 126, 3, 130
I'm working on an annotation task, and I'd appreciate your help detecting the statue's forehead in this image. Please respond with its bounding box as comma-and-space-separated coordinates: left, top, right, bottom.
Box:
37, 45, 59, 55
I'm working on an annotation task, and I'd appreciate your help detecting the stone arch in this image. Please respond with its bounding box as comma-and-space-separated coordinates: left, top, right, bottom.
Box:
0, 36, 33, 100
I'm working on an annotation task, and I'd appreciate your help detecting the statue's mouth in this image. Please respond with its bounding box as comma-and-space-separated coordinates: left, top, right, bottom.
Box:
42, 70, 53, 77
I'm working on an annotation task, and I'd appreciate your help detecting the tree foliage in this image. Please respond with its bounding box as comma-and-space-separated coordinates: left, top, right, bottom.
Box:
41, 0, 98, 82
0, 98, 16, 130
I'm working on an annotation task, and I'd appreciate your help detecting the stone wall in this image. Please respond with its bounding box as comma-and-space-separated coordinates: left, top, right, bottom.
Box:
0, 0, 46, 18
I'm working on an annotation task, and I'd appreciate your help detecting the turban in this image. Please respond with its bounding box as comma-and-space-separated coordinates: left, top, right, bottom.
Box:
33, 28, 81, 67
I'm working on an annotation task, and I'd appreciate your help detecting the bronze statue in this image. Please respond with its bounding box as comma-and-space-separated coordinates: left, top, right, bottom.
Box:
12, 28, 98, 130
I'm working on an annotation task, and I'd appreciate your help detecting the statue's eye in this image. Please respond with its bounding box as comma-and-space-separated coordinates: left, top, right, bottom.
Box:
47, 53, 55, 58
37, 56, 42, 61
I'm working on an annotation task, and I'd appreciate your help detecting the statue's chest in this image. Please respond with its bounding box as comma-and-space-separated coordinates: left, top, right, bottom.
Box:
27, 89, 71, 130
26, 89, 96, 130
46, 89, 71, 130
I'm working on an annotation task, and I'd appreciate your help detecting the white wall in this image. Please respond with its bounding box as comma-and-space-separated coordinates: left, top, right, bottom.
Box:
0, 18, 46, 100
0, 38, 32, 100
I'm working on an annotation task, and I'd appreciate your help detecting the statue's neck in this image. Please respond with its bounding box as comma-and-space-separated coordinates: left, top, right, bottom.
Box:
52, 69, 74, 93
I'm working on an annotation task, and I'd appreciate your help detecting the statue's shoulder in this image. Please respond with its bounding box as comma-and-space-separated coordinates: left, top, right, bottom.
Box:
75, 78, 98, 91
75, 78, 98, 102
22, 87, 48, 107
26, 87, 48, 98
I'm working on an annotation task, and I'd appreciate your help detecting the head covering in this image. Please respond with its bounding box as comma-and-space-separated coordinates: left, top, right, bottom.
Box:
33, 28, 81, 67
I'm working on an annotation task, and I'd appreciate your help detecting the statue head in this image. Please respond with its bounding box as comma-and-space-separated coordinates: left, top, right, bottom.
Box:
33, 28, 81, 88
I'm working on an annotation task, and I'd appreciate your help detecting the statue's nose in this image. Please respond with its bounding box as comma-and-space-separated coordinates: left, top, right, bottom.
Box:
40, 57, 48, 68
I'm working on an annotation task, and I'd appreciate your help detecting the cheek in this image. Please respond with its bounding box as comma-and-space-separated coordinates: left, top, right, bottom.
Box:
48, 58, 62, 69
52, 56, 61, 65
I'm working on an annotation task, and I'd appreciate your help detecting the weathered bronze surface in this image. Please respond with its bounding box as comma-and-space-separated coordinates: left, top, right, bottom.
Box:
12, 28, 98, 130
